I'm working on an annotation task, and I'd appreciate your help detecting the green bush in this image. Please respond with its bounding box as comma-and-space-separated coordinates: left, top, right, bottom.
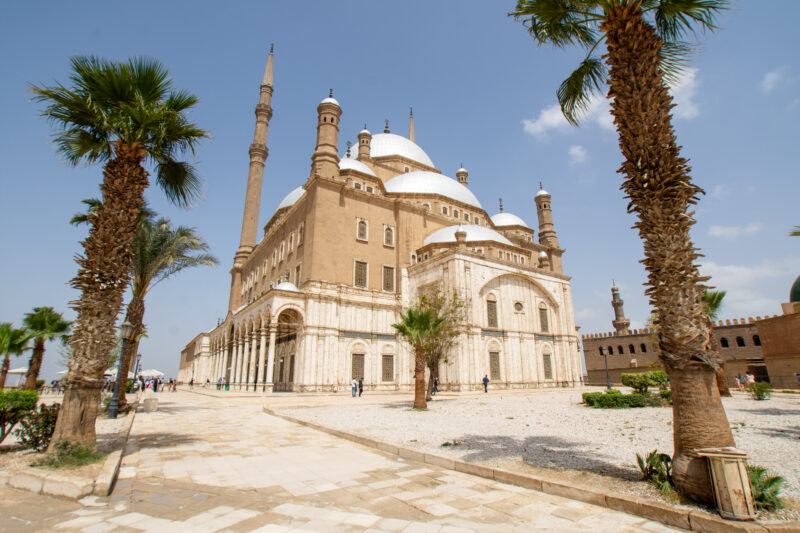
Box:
35, 379, 45, 389
747, 464, 785, 511
125, 379, 133, 393
33, 439, 106, 469
649, 371, 669, 390
583, 389, 670, 409
636, 450, 676, 496
621, 371, 669, 394
748, 382, 772, 400
15, 403, 59, 451
659, 389, 672, 403
626, 393, 648, 408
0, 389, 38, 444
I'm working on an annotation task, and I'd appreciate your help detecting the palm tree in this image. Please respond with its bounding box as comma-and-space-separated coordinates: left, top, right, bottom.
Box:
22, 307, 72, 390
392, 308, 445, 409
702, 290, 730, 397
33, 56, 207, 446
511, 0, 732, 504
117, 217, 217, 408
791, 226, 800, 237
0, 324, 32, 388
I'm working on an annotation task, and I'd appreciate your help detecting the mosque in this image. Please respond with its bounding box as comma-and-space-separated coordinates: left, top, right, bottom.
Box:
178, 49, 583, 392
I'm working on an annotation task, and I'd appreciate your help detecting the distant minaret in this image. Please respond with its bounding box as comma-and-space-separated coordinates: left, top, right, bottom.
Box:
408, 108, 415, 143
456, 163, 468, 187
310, 89, 341, 178
357, 124, 371, 160
229, 45, 275, 312
534, 183, 560, 248
611, 282, 631, 335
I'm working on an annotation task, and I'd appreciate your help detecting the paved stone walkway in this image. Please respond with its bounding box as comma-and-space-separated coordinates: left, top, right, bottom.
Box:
1, 392, 684, 532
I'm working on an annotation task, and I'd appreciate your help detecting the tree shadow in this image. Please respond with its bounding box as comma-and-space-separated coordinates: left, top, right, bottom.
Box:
736, 407, 800, 416
125, 432, 201, 451
756, 426, 800, 440
449, 433, 641, 481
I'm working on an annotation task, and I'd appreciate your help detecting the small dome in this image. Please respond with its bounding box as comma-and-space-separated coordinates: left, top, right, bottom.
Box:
423, 224, 512, 246
457, 167, 467, 174
791, 275, 800, 303
320, 96, 340, 106
491, 213, 530, 229
275, 282, 301, 292
359, 128, 371, 135
368, 133, 435, 167
385, 171, 482, 208
535, 189, 550, 198
339, 158, 376, 177
277, 186, 305, 210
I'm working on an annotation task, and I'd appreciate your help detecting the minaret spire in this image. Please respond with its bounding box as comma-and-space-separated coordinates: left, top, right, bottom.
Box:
499, 198, 504, 213
408, 107, 415, 143
229, 48, 275, 312
611, 283, 631, 335
384, 119, 390, 133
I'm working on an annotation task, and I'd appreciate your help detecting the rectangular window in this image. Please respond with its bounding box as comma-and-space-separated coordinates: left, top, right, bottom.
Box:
354, 182, 362, 190
356, 219, 368, 241
543, 354, 553, 380
383, 225, 394, 246
489, 352, 501, 381
539, 307, 549, 333
382, 266, 395, 292
352, 353, 365, 380
464, 213, 470, 222
295, 264, 301, 284
381, 354, 394, 382
272, 249, 277, 267
279, 241, 285, 261
354, 260, 367, 288
453, 209, 459, 219
298, 223, 304, 246
288, 233, 294, 252
366, 186, 374, 193
487, 300, 498, 328
474, 216, 480, 225
442, 206, 449, 215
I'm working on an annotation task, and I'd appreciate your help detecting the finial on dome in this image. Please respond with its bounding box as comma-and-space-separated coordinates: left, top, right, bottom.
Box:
329, 88, 333, 98
384, 119, 390, 133
270, 43, 274, 53
410, 107, 413, 117
539, 181, 543, 190
364, 123, 367, 130
499, 198, 504, 213
408, 107, 415, 142
346, 140, 352, 158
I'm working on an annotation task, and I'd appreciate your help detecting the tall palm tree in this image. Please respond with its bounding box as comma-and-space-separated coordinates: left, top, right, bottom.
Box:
702, 290, 730, 396
392, 308, 445, 409
33, 56, 207, 446
511, 0, 732, 503
22, 307, 72, 390
0, 324, 32, 388
118, 217, 216, 407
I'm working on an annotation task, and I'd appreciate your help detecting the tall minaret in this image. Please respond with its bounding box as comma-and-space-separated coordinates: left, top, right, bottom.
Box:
357, 124, 371, 160
408, 107, 415, 143
228, 46, 275, 312
611, 282, 631, 335
310, 89, 342, 178
534, 184, 560, 248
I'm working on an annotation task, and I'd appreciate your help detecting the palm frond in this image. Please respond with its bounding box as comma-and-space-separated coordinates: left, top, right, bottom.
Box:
557, 56, 607, 125
701, 290, 726, 320
790, 226, 800, 237
154, 159, 202, 208
658, 40, 693, 85
510, 0, 604, 49
651, 0, 729, 42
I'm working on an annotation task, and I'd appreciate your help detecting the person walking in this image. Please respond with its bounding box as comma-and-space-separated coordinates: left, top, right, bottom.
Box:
217, 377, 222, 390
189, 378, 194, 389
351, 378, 357, 398
433, 376, 439, 396
482, 374, 489, 393
358, 378, 364, 397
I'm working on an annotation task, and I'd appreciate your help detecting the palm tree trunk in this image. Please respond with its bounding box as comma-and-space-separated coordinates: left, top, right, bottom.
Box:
118, 296, 145, 409
0, 354, 9, 388
413, 344, 427, 409
24, 339, 46, 390
50, 141, 148, 448
603, 3, 735, 505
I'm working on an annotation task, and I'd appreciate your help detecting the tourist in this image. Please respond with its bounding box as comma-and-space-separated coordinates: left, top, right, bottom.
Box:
351, 378, 357, 397
734, 375, 741, 392
217, 377, 222, 390
358, 378, 363, 397
482, 374, 489, 393
205, 378, 210, 389
189, 378, 194, 389
746, 372, 755, 386
433, 376, 439, 396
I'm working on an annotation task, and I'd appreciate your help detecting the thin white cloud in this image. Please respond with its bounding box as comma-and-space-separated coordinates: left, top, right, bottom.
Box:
761, 66, 789, 94
707, 223, 762, 240
668, 68, 699, 119
574, 307, 597, 321
568, 145, 588, 165
710, 184, 731, 197
522, 104, 570, 138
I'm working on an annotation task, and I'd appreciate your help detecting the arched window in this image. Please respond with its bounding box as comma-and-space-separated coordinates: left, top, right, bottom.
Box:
640, 343, 647, 353
442, 206, 449, 215
720, 337, 729, 348
599, 347, 605, 355
629, 344, 635, 354
608, 346, 614, 355
538, 303, 549, 333
486, 294, 498, 328
617, 345, 624, 354
298, 223, 305, 246
356, 219, 367, 241
384, 226, 394, 246
453, 209, 460, 219
752, 335, 761, 346
736, 336, 745, 347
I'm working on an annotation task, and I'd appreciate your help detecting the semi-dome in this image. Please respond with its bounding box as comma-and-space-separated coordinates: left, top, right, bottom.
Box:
339, 157, 377, 177
368, 133, 435, 168
274, 281, 301, 292
491, 212, 530, 229
320, 96, 340, 106
277, 186, 305, 210
423, 225, 512, 246
791, 275, 800, 303
385, 171, 482, 208
535, 189, 550, 198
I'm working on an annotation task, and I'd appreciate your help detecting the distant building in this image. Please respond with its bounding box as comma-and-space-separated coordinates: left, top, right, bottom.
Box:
755, 277, 800, 389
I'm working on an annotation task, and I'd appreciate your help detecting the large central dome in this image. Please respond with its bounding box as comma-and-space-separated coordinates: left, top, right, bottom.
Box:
384, 171, 482, 208
368, 133, 435, 168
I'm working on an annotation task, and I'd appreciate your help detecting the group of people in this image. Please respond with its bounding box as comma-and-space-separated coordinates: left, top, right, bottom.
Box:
734, 372, 757, 392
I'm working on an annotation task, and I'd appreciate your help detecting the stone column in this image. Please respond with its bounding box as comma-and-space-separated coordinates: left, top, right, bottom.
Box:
266, 324, 277, 384
249, 332, 259, 391
258, 326, 268, 391
238, 335, 249, 390
221, 344, 230, 383
232, 337, 241, 388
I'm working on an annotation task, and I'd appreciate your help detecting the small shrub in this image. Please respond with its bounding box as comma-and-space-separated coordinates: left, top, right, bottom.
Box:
33, 439, 106, 469
649, 371, 669, 390
659, 389, 672, 403
35, 379, 45, 389
15, 403, 60, 451
625, 393, 648, 408
0, 389, 38, 444
636, 450, 675, 496
125, 379, 133, 393
748, 382, 772, 401
622, 372, 652, 394
583, 390, 668, 409
747, 464, 785, 511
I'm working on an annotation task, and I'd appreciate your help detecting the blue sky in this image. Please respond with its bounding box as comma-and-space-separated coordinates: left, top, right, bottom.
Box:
1, 1, 798, 382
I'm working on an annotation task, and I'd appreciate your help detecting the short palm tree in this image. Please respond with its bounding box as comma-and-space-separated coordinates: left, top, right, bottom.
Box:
33, 56, 207, 446
511, 0, 732, 504
702, 290, 730, 396
22, 307, 72, 390
0, 324, 32, 388
392, 308, 445, 409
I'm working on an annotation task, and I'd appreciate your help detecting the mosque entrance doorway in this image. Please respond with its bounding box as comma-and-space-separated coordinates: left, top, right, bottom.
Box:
273, 309, 302, 392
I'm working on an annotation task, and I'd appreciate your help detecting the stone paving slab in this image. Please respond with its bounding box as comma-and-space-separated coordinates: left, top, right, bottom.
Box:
1, 392, 687, 532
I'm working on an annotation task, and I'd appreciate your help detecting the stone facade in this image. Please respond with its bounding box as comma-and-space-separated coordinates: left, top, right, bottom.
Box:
179, 52, 582, 392
756, 302, 800, 389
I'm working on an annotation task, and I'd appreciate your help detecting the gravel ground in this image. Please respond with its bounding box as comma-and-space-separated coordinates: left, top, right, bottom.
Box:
283, 388, 800, 501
